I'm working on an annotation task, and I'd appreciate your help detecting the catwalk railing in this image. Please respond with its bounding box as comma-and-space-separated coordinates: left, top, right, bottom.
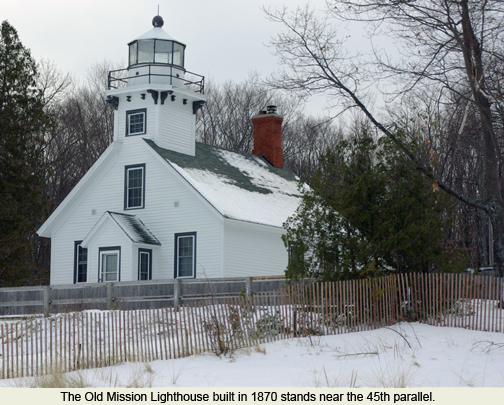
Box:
1, 273, 502, 379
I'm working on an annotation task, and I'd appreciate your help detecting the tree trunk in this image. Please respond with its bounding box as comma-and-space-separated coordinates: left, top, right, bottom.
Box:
459, 0, 504, 275
490, 210, 504, 276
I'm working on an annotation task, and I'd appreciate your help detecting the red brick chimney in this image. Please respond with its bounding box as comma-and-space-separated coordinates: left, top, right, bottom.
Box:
251, 106, 284, 168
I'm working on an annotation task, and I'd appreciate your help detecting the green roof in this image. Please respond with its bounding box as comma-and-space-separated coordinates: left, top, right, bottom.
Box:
108, 211, 161, 245
144, 139, 302, 228
144, 139, 298, 194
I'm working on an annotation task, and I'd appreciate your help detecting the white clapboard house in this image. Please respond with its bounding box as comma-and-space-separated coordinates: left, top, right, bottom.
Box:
37, 16, 302, 285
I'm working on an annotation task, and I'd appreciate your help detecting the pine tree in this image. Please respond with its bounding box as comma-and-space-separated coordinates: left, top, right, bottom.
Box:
283, 129, 468, 281
0, 21, 52, 286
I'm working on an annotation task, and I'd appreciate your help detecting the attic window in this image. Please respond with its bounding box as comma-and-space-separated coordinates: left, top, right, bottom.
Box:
127, 109, 146, 136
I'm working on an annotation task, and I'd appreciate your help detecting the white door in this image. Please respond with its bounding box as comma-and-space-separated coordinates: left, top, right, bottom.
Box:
100, 250, 120, 282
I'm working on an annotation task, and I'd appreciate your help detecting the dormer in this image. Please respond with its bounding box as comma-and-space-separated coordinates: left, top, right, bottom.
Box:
105, 16, 206, 156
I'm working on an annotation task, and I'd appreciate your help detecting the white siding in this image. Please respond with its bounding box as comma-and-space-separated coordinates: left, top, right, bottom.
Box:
116, 98, 156, 142
158, 102, 195, 155
49, 235, 58, 285
50, 138, 223, 285
223, 220, 287, 278
84, 220, 131, 283
114, 92, 195, 156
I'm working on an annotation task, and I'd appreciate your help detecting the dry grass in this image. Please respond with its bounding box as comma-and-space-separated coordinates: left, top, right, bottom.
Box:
8, 360, 158, 388
305, 324, 421, 388
167, 361, 189, 385
10, 362, 89, 388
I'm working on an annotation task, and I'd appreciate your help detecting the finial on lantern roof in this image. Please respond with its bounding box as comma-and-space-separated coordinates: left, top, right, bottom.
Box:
152, 15, 164, 28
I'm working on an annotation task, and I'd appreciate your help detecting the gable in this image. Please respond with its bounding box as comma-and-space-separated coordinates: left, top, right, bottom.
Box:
82, 211, 161, 248
37, 142, 122, 238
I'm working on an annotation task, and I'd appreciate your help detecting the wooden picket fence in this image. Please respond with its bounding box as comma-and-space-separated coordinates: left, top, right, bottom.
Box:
1, 273, 502, 379
397, 272, 503, 330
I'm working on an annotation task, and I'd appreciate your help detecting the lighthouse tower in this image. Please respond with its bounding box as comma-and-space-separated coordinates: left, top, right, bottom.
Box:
105, 16, 205, 156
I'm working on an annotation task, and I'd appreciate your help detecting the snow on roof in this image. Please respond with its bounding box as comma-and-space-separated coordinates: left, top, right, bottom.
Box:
132, 27, 184, 45
145, 140, 303, 228
108, 212, 161, 245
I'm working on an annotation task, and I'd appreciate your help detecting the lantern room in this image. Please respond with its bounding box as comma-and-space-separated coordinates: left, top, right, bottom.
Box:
128, 16, 185, 69
106, 15, 204, 89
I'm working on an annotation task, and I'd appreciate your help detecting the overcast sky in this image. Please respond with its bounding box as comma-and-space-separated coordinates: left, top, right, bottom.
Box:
4, 1, 335, 108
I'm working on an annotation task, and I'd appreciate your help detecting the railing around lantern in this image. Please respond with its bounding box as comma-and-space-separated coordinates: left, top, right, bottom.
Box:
108, 65, 205, 94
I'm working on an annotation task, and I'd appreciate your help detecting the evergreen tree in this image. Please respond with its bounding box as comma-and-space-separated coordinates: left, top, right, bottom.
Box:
0, 21, 52, 286
283, 129, 467, 281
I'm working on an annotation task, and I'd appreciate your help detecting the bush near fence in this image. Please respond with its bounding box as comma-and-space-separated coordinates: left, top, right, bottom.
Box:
1, 273, 503, 379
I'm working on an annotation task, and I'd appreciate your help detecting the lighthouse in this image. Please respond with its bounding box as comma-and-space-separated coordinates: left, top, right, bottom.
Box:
37, 14, 301, 286
105, 15, 205, 156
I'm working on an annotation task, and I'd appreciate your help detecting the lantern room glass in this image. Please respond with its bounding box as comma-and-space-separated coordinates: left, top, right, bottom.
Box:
173, 42, 184, 67
138, 40, 154, 64
129, 42, 137, 66
128, 39, 185, 68
155, 40, 172, 64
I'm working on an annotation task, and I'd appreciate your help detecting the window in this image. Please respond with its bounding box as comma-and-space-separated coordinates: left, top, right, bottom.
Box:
125, 164, 145, 209
138, 249, 152, 280
129, 42, 138, 66
99, 247, 121, 282
174, 232, 196, 278
288, 242, 303, 265
154, 40, 172, 64
128, 39, 186, 68
137, 40, 154, 64
172, 42, 184, 67
74, 241, 87, 283
126, 109, 146, 136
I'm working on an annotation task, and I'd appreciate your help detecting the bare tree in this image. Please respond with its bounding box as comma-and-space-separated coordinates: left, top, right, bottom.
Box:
32, 60, 117, 281
43, 61, 117, 208
282, 113, 342, 180
264, 2, 504, 274
196, 74, 342, 179
37, 59, 72, 109
196, 74, 301, 152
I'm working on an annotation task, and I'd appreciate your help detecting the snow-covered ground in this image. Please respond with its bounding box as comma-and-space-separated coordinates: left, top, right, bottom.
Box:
1, 322, 504, 388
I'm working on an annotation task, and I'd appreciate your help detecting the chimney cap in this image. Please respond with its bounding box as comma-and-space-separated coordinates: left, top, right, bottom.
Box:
266, 105, 277, 114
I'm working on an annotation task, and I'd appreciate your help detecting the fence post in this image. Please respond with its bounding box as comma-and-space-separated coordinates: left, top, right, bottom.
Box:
502, 277, 504, 308
174, 279, 181, 311
107, 282, 114, 310
43, 285, 51, 318
245, 277, 252, 296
